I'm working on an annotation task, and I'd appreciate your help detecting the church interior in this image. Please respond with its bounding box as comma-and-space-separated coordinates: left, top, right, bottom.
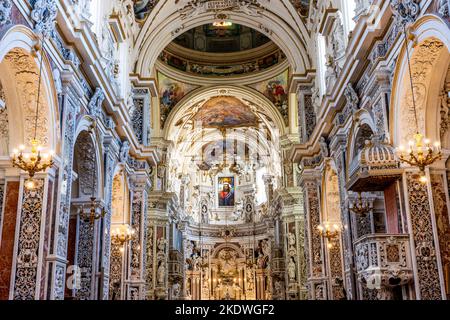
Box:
0, 0, 449, 301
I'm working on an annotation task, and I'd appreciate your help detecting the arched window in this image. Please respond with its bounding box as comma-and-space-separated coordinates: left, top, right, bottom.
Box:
342, 0, 356, 34
89, 0, 101, 35
317, 34, 327, 95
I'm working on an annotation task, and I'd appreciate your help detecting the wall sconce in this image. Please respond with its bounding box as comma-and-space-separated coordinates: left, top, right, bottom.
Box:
317, 221, 342, 248
111, 224, 136, 252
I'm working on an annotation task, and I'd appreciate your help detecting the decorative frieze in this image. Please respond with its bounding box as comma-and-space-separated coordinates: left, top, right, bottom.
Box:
30, 0, 58, 37
0, 0, 12, 26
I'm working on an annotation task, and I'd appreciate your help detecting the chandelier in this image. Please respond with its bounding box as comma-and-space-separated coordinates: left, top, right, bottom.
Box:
11, 36, 54, 189
111, 224, 136, 252
78, 151, 105, 226
397, 25, 442, 183
317, 221, 342, 248
78, 196, 106, 226
350, 192, 371, 215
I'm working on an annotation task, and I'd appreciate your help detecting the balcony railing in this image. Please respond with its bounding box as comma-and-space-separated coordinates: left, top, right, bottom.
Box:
354, 234, 413, 287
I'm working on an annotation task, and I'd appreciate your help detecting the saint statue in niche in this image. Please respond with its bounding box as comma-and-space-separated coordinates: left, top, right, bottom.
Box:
218, 177, 235, 207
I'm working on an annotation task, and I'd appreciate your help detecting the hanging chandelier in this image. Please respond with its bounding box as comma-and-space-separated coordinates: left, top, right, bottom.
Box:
78, 196, 106, 226
78, 146, 105, 226
397, 25, 442, 183
350, 192, 371, 215
11, 36, 54, 189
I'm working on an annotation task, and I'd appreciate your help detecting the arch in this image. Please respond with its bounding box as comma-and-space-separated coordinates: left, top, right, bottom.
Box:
390, 15, 450, 147
163, 85, 287, 140
346, 113, 377, 171
211, 242, 245, 259
134, 4, 311, 77
321, 161, 343, 223
73, 121, 104, 199
0, 25, 60, 153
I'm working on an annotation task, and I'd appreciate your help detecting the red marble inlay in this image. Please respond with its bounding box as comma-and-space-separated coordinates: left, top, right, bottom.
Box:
0, 181, 20, 300
384, 183, 399, 234
40, 180, 53, 299
65, 216, 78, 299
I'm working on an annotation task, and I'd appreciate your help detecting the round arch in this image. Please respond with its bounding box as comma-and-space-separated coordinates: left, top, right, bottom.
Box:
73, 119, 105, 200
0, 25, 60, 153
321, 161, 343, 223
390, 15, 450, 147
163, 85, 288, 140
134, 4, 311, 77
346, 111, 377, 171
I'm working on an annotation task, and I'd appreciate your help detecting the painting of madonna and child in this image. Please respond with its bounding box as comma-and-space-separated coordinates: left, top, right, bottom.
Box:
218, 177, 235, 207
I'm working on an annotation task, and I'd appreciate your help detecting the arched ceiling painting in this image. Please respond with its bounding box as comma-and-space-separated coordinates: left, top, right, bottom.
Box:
193, 96, 259, 128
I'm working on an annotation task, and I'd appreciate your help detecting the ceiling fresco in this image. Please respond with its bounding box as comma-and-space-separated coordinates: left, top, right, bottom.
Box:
193, 96, 259, 128
173, 23, 271, 53
158, 72, 199, 129
248, 69, 289, 124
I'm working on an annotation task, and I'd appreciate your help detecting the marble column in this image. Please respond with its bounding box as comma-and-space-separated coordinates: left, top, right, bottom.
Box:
47, 71, 80, 300
0, 176, 20, 300
300, 173, 327, 300
100, 140, 119, 300
127, 174, 151, 299
402, 170, 446, 299
11, 172, 55, 300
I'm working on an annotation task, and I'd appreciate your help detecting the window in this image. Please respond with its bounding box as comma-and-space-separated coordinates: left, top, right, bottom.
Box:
317, 34, 327, 95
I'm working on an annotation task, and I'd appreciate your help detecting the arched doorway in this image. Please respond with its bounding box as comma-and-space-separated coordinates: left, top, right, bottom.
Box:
0, 27, 58, 300
390, 16, 450, 300
66, 130, 102, 300
109, 169, 131, 300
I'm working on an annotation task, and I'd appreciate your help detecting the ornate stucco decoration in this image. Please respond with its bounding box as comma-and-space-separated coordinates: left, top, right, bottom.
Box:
119, 140, 130, 163
88, 87, 106, 118
179, 0, 264, 20
347, 135, 401, 192
389, 0, 420, 26
438, 0, 449, 17
0, 0, 12, 26
344, 83, 360, 114
30, 0, 58, 37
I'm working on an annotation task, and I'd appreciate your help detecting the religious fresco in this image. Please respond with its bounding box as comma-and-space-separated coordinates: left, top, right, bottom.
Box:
157, 72, 199, 129
289, 0, 310, 19
248, 69, 289, 124
173, 23, 270, 53
133, 0, 159, 21
159, 50, 286, 76
193, 96, 258, 128
218, 177, 235, 207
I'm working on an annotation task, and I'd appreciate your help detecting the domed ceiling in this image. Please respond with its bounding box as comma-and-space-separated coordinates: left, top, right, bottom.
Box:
173, 23, 271, 53
158, 23, 287, 77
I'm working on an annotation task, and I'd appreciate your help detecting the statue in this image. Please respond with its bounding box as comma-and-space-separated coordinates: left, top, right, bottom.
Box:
288, 233, 296, 248
288, 257, 296, 281
119, 140, 130, 163
88, 87, 105, 118
274, 280, 283, 298
172, 282, 181, 300
157, 261, 165, 285
319, 136, 329, 158
311, 86, 321, 114
344, 83, 360, 113
246, 267, 255, 291
261, 239, 271, 258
